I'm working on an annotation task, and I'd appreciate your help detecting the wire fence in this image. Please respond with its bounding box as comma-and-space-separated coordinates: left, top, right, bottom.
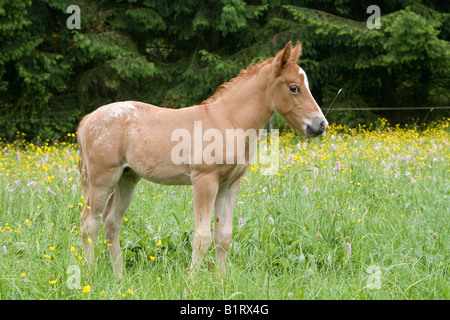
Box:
327, 106, 450, 111
0, 106, 449, 122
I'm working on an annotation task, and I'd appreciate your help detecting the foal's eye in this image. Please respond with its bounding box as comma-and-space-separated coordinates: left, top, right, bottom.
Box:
289, 84, 300, 94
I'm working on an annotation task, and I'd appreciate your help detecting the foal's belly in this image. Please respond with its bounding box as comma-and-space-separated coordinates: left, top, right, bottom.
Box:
127, 157, 193, 186
141, 171, 192, 186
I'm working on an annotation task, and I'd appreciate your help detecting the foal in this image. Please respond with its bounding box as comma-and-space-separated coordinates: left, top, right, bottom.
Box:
77, 41, 328, 276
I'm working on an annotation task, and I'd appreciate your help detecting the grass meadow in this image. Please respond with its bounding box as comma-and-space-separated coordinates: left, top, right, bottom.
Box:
0, 119, 449, 300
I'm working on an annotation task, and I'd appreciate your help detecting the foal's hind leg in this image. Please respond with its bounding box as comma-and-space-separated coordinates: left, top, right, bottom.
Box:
81, 167, 121, 265
102, 170, 140, 277
81, 186, 112, 265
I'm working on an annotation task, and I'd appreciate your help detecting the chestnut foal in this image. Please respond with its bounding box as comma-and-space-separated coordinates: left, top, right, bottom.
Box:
77, 41, 328, 277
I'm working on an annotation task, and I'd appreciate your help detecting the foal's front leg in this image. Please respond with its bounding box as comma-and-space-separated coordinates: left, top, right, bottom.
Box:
189, 172, 219, 273
214, 177, 242, 273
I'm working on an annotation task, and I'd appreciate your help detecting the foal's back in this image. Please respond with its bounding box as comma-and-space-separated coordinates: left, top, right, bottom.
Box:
77, 100, 225, 186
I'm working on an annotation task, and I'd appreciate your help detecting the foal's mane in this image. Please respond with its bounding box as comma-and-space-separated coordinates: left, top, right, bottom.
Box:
201, 57, 275, 104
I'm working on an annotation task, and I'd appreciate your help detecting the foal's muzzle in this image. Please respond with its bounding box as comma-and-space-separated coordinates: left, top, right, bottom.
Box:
306, 116, 328, 138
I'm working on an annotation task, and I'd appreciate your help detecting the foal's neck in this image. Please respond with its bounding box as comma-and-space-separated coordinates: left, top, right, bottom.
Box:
210, 68, 274, 132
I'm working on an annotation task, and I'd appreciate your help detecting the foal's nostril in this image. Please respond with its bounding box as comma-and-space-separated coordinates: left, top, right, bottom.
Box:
308, 117, 328, 137
317, 121, 327, 133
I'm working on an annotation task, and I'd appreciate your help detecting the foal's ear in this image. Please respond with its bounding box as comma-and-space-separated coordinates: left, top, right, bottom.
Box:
291, 41, 302, 62
273, 41, 292, 74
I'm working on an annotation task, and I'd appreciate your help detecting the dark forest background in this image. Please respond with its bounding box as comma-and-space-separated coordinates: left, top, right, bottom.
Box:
0, 0, 449, 139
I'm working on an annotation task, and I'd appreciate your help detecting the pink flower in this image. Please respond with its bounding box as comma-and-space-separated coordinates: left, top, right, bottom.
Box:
269, 217, 274, 225
238, 217, 243, 228
287, 154, 294, 164
17, 151, 21, 162
27, 181, 37, 187
346, 243, 351, 255
335, 161, 341, 172
303, 187, 309, 195
237, 201, 243, 205
47, 187, 57, 196
66, 149, 71, 159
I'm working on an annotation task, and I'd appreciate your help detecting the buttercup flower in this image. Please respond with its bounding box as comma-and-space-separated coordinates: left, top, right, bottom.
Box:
82, 285, 91, 293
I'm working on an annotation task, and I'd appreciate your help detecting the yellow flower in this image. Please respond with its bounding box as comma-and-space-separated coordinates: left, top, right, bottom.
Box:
150, 256, 156, 261
87, 237, 92, 243
123, 216, 128, 222
43, 254, 51, 259
82, 285, 91, 293
49, 279, 58, 285
21, 272, 26, 277
49, 246, 55, 251
157, 240, 162, 246
100, 290, 105, 295
70, 247, 76, 252
127, 289, 134, 295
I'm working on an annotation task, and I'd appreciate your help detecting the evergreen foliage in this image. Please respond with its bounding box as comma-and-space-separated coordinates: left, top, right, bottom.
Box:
0, 0, 448, 139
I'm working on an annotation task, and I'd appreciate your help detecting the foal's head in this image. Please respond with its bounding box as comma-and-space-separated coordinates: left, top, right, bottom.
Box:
270, 41, 328, 138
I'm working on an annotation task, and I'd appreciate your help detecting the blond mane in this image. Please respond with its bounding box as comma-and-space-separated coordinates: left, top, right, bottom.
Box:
201, 57, 275, 104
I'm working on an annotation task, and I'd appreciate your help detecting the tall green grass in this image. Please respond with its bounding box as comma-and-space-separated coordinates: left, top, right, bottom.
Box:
0, 120, 448, 299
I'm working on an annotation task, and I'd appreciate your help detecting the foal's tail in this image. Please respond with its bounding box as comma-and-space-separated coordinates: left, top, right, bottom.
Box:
77, 115, 89, 195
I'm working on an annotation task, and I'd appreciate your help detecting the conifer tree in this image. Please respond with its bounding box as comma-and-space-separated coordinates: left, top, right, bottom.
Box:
0, 0, 448, 138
